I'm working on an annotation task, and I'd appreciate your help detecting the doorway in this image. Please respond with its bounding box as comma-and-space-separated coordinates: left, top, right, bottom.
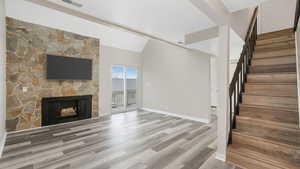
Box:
111, 66, 138, 113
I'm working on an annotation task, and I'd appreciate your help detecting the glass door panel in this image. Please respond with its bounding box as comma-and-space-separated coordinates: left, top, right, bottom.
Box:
126, 67, 138, 111
112, 66, 125, 112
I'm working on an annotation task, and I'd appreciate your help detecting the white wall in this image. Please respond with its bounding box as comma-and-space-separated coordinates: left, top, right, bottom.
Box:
216, 25, 230, 161
230, 7, 255, 40
100, 46, 142, 115
259, 0, 296, 34
0, 0, 6, 155
210, 29, 243, 107
229, 29, 244, 81
142, 39, 211, 123
210, 57, 218, 107
295, 18, 300, 127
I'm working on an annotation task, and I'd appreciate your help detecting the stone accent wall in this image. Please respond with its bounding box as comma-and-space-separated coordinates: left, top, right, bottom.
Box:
6, 17, 100, 131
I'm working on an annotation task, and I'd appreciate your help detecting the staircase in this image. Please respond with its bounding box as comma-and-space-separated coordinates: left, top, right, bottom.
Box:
227, 28, 300, 169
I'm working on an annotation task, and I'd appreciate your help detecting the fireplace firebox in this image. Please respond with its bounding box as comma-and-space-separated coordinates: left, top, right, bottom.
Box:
42, 95, 92, 126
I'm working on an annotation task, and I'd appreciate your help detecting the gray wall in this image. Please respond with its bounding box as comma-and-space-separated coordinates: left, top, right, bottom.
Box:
141, 39, 211, 122
0, 0, 6, 152
100, 45, 142, 115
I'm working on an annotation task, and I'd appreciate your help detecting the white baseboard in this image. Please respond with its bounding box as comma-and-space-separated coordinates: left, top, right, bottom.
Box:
215, 152, 226, 162
141, 108, 210, 124
0, 132, 7, 158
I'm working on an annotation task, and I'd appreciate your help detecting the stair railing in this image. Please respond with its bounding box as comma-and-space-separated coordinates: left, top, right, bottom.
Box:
294, 0, 300, 31
228, 7, 258, 144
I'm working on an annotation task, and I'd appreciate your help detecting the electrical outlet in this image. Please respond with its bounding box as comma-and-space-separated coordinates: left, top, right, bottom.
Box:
22, 87, 28, 92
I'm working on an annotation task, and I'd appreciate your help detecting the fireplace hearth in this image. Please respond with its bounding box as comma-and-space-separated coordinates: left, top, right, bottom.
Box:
42, 95, 92, 126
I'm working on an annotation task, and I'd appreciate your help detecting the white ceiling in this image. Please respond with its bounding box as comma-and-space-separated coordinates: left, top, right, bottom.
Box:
48, 0, 215, 44
6, 0, 148, 52
222, 0, 269, 12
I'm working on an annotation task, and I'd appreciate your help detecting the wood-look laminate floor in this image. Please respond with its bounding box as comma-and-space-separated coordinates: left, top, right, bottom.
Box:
0, 110, 238, 169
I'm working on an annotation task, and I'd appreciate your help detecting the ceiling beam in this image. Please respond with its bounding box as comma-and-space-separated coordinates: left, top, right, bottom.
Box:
190, 0, 230, 25
185, 26, 218, 45
190, 0, 254, 41
25, 0, 208, 53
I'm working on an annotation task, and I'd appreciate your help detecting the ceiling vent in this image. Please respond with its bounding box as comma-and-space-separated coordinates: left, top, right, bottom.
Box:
62, 0, 83, 8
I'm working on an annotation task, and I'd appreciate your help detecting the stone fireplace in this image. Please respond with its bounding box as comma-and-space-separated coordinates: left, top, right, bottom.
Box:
42, 95, 92, 126
6, 17, 100, 131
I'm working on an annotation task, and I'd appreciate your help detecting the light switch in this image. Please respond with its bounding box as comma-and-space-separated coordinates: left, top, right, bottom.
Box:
22, 87, 28, 92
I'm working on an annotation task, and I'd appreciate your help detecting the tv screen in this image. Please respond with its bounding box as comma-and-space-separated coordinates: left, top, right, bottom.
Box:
47, 55, 92, 80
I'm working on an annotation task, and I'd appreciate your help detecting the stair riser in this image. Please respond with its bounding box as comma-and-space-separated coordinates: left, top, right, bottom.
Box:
232, 133, 300, 166
256, 35, 295, 46
242, 95, 298, 109
239, 105, 299, 125
253, 49, 295, 59
247, 74, 297, 83
245, 84, 297, 97
250, 64, 296, 73
252, 56, 296, 66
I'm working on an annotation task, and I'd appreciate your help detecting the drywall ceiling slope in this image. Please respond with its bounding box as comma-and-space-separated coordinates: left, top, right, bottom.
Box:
6, 0, 148, 52
222, 0, 269, 12
48, 0, 215, 44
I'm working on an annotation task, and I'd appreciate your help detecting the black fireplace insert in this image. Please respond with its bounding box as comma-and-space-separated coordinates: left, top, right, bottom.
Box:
42, 95, 92, 126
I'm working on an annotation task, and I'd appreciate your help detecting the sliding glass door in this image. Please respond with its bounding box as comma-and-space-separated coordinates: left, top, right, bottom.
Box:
111, 66, 138, 113
125, 67, 138, 111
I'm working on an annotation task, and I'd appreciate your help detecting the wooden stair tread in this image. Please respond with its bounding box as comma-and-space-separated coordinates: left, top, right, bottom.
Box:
256, 35, 295, 46
228, 143, 300, 169
245, 82, 297, 97
255, 45, 295, 53
250, 71, 297, 74
257, 28, 294, 40
239, 103, 298, 112
227, 149, 283, 169
253, 48, 296, 59
247, 73, 297, 83
255, 40, 295, 52
252, 56, 296, 67
231, 131, 300, 168
236, 117, 300, 147
242, 94, 298, 110
250, 64, 296, 73
239, 104, 299, 125
246, 82, 297, 85
232, 130, 300, 150
236, 116, 298, 130
252, 55, 296, 60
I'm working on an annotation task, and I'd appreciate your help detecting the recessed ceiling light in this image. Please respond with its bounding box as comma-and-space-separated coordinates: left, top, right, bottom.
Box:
62, 0, 83, 8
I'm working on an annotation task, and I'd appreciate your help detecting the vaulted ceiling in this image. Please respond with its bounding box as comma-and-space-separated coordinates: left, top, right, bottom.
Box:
49, 0, 216, 44
17, 0, 264, 53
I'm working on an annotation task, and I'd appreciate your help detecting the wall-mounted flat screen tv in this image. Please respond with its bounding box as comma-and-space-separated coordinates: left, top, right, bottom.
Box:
47, 55, 92, 80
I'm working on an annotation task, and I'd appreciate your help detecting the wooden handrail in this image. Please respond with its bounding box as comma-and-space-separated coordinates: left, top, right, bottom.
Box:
228, 7, 258, 144
294, 0, 300, 31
